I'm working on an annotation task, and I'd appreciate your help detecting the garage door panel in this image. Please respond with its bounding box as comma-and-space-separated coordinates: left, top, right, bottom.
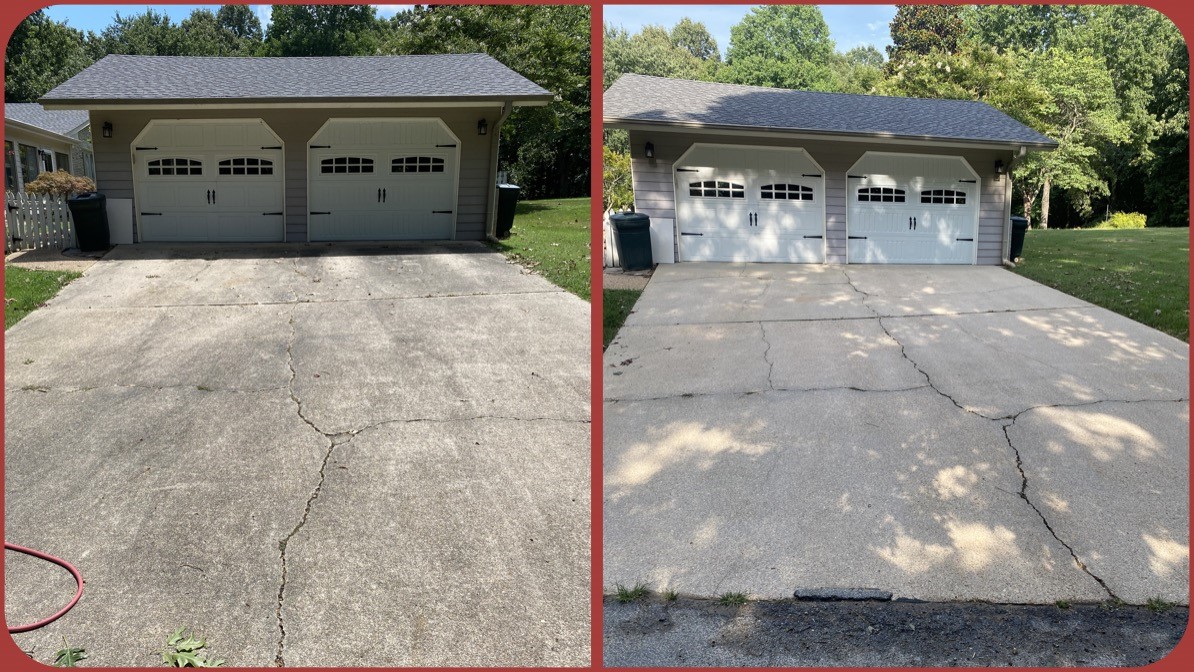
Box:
213, 213, 285, 242
139, 213, 212, 242
683, 233, 824, 263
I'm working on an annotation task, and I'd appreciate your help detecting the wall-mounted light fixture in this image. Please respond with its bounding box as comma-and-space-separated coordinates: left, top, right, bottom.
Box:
102, 122, 113, 139
645, 142, 655, 159
477, 119, 488, 136
995, 159, 1005, 175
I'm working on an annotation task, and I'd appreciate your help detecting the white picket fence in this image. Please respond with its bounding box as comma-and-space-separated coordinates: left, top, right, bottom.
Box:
4, 191, 76, 253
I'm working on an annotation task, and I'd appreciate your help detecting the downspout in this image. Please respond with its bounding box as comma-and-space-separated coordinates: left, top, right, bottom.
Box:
1002, 145, 1027, 264
485, 99, 515, 241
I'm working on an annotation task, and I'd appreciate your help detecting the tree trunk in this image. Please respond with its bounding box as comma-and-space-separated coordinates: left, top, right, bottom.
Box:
1040, 176, 1051, 229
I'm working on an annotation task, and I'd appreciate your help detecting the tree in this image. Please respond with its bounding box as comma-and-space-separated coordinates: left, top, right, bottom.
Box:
831, 45, 884, 94
722, 6, 836, 91
385, 5, 590, 199
603, 24, 713, 88
670, 18, 719, 62
177, 9, 250, 56
261, 5, 381, 56
97, 9, 183, 55
887, 5, 964, 63
1018, 49, 1129, 228
4, 10, 94, 102
960, 4, 1093, 54
216, 5, 263, 42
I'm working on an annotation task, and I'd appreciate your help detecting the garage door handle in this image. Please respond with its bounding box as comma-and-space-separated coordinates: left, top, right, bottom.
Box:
956, 237, 974, 242
212, 190, 216, 204
377, 188, 381, 203
908, 217, 912, 230
310, 211, 331, 215
848, 235, 867, 240
207, 190, 212, 205
432, 210, 453, 214
680, 232, 703, 236
383, 188, 386, 203
803, 235, 823, 239
913, 216, 917, 230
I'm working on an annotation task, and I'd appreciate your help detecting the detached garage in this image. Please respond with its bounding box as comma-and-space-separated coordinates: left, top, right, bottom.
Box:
39, 54, 554, 244
604, 74, 1056, 265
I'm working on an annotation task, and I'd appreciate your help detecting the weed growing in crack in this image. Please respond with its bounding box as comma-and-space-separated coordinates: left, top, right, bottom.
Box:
719, 592, 748, 606
663, 589, 679, 602
1055, 600, 1071, 609
1147, 597, 1176, 613
158, 627, 223, 667
614, 582, 650, 603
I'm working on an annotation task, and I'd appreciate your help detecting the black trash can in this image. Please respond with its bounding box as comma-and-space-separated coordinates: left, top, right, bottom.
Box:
610, 212, 653, 271
1009, 215, 1029, 261
67, 192, 110, 251
495, 184, 520, 239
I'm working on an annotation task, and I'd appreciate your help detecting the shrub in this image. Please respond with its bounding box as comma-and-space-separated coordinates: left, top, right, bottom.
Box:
1095, 212, 1147, 229
24, 170, 95, 198
602, 145, 634, 213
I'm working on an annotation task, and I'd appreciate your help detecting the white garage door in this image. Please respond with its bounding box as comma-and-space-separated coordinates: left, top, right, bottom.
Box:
307, 119, 459, 241
674, 144, 825, 262
847, 152, 979, 264
132, 119, 284, 242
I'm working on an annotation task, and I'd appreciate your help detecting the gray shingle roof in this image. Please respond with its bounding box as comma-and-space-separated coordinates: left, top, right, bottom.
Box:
41, 54, 553, 105
605, 74, 1056, 147
4, 103, 89, 136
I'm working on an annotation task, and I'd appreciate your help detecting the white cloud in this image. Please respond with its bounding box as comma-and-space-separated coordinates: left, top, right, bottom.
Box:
372, 5, 413, 18
866, 21, 882, 32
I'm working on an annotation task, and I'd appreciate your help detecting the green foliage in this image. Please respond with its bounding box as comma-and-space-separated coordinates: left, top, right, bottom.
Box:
261, 5, 380, 56
886, 5, 964, 62
831, 45, 884, 94
614, 582, 650, 603
24, 170, 96, 197
1147, 597, 1176, 613
177, 9, 257, 56
159, 627, 224, 668
671, 19, 720, 62
1095, 212, 1147, 229
4, 10, 94, 102
603, 146, 633, 213
491, 198, 591, 300
4, 267, 81, 329
97, 9, 182, 55
387, 5, 590, 199
719, 592, 748, 606
604, 23, 716, 88
215, 5, 263, 42
723, 6, 836, 91
960, 5, 1091, 53
53, 638, 87, 667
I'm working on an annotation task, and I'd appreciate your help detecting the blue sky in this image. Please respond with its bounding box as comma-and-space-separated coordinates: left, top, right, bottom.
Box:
604, 5, 897, 56
41, 5, 413, 33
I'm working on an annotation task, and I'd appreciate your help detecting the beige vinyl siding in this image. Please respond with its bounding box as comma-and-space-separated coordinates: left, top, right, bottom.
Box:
90, 106, 501, 242
627, 129, 1014, 265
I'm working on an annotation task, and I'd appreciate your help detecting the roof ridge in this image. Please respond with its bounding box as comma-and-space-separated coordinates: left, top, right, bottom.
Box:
102, 53, 492, 60
613, 72, 998, 108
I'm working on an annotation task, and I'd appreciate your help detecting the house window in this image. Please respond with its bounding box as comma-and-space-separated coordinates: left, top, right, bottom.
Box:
760, 183, 814, 201
38, 149, 54, 173
857, 186, 905, 203
391, 156, 445, 173
920, 188, 966, 205
218, 157, 274, 176
688, 180, 745, 199
320, 157, 373, 174
147, 158, 202, 176
4, 141, 17, 191
19, 144, 38, 185
55, 152, 70, 173
83, 151, 95, 180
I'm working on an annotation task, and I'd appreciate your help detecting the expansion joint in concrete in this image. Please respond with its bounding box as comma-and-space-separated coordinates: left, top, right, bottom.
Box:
1000, 417, 1120, 601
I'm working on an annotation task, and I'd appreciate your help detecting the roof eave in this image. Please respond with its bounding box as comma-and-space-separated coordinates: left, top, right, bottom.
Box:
3, 117, 83, 145
39, 94, 555, 110
603, 117, 1059, 150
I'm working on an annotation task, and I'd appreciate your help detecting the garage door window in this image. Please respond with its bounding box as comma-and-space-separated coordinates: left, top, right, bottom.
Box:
320, 157, 374, 174
857, 186, 905, 203
761, 184, 814, 201
920, 189, 966, 205
147, 158, 202, 176
689, 180, 745, 199
392, 156, 445, 173
219, 157, 274, 176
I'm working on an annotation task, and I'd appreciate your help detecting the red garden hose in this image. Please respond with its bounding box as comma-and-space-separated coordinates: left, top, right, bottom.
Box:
5, 542, 84, 633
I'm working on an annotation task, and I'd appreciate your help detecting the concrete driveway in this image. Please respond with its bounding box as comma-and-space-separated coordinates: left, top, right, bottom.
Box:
604, 264, 1188, 605
5, 243, 590, 666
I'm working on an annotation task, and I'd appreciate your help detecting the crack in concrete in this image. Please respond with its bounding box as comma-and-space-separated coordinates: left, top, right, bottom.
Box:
8, 383, 288, 395
1000, 416, 1119, 601
604, 385, 932, 404
615, 304, 1097, 330
44, 288, 564, 313
759, 322, 776, 390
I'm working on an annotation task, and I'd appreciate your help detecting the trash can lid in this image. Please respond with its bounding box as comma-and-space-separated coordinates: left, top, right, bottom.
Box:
609, 212, 649, 223
68, 191, 104, 202
497, 183, 520, 189
1010, 215, 1029, 222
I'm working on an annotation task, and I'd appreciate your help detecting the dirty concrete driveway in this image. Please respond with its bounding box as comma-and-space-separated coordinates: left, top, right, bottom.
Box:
604, 264, 1188, 605
5, 243, 590, 666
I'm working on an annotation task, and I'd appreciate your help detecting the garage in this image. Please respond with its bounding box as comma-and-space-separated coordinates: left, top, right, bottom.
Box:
40, 54, 555, 244
674, 144, 825, 262
847, 152, 980, 264
307, 118, 459, 242
604, 74, 1057, 265
132, 119, 284, 242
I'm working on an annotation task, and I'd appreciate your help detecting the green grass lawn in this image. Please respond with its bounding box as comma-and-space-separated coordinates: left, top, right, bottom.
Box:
4, 266, 82, 329
1012, 228, 1189, 341
492, 197, 590, 301
603, 288, 643, 348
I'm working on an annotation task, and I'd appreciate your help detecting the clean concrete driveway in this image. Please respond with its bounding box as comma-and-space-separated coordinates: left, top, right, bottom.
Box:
604, 264, 1188, 605
5, 243, 590, 666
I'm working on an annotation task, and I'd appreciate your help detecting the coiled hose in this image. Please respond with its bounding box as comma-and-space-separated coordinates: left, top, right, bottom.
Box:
5, 542, 84, 633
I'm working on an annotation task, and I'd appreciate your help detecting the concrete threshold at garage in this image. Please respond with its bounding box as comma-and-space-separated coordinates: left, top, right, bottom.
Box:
5, 242, 591, 666
604, 263, 1189, 606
